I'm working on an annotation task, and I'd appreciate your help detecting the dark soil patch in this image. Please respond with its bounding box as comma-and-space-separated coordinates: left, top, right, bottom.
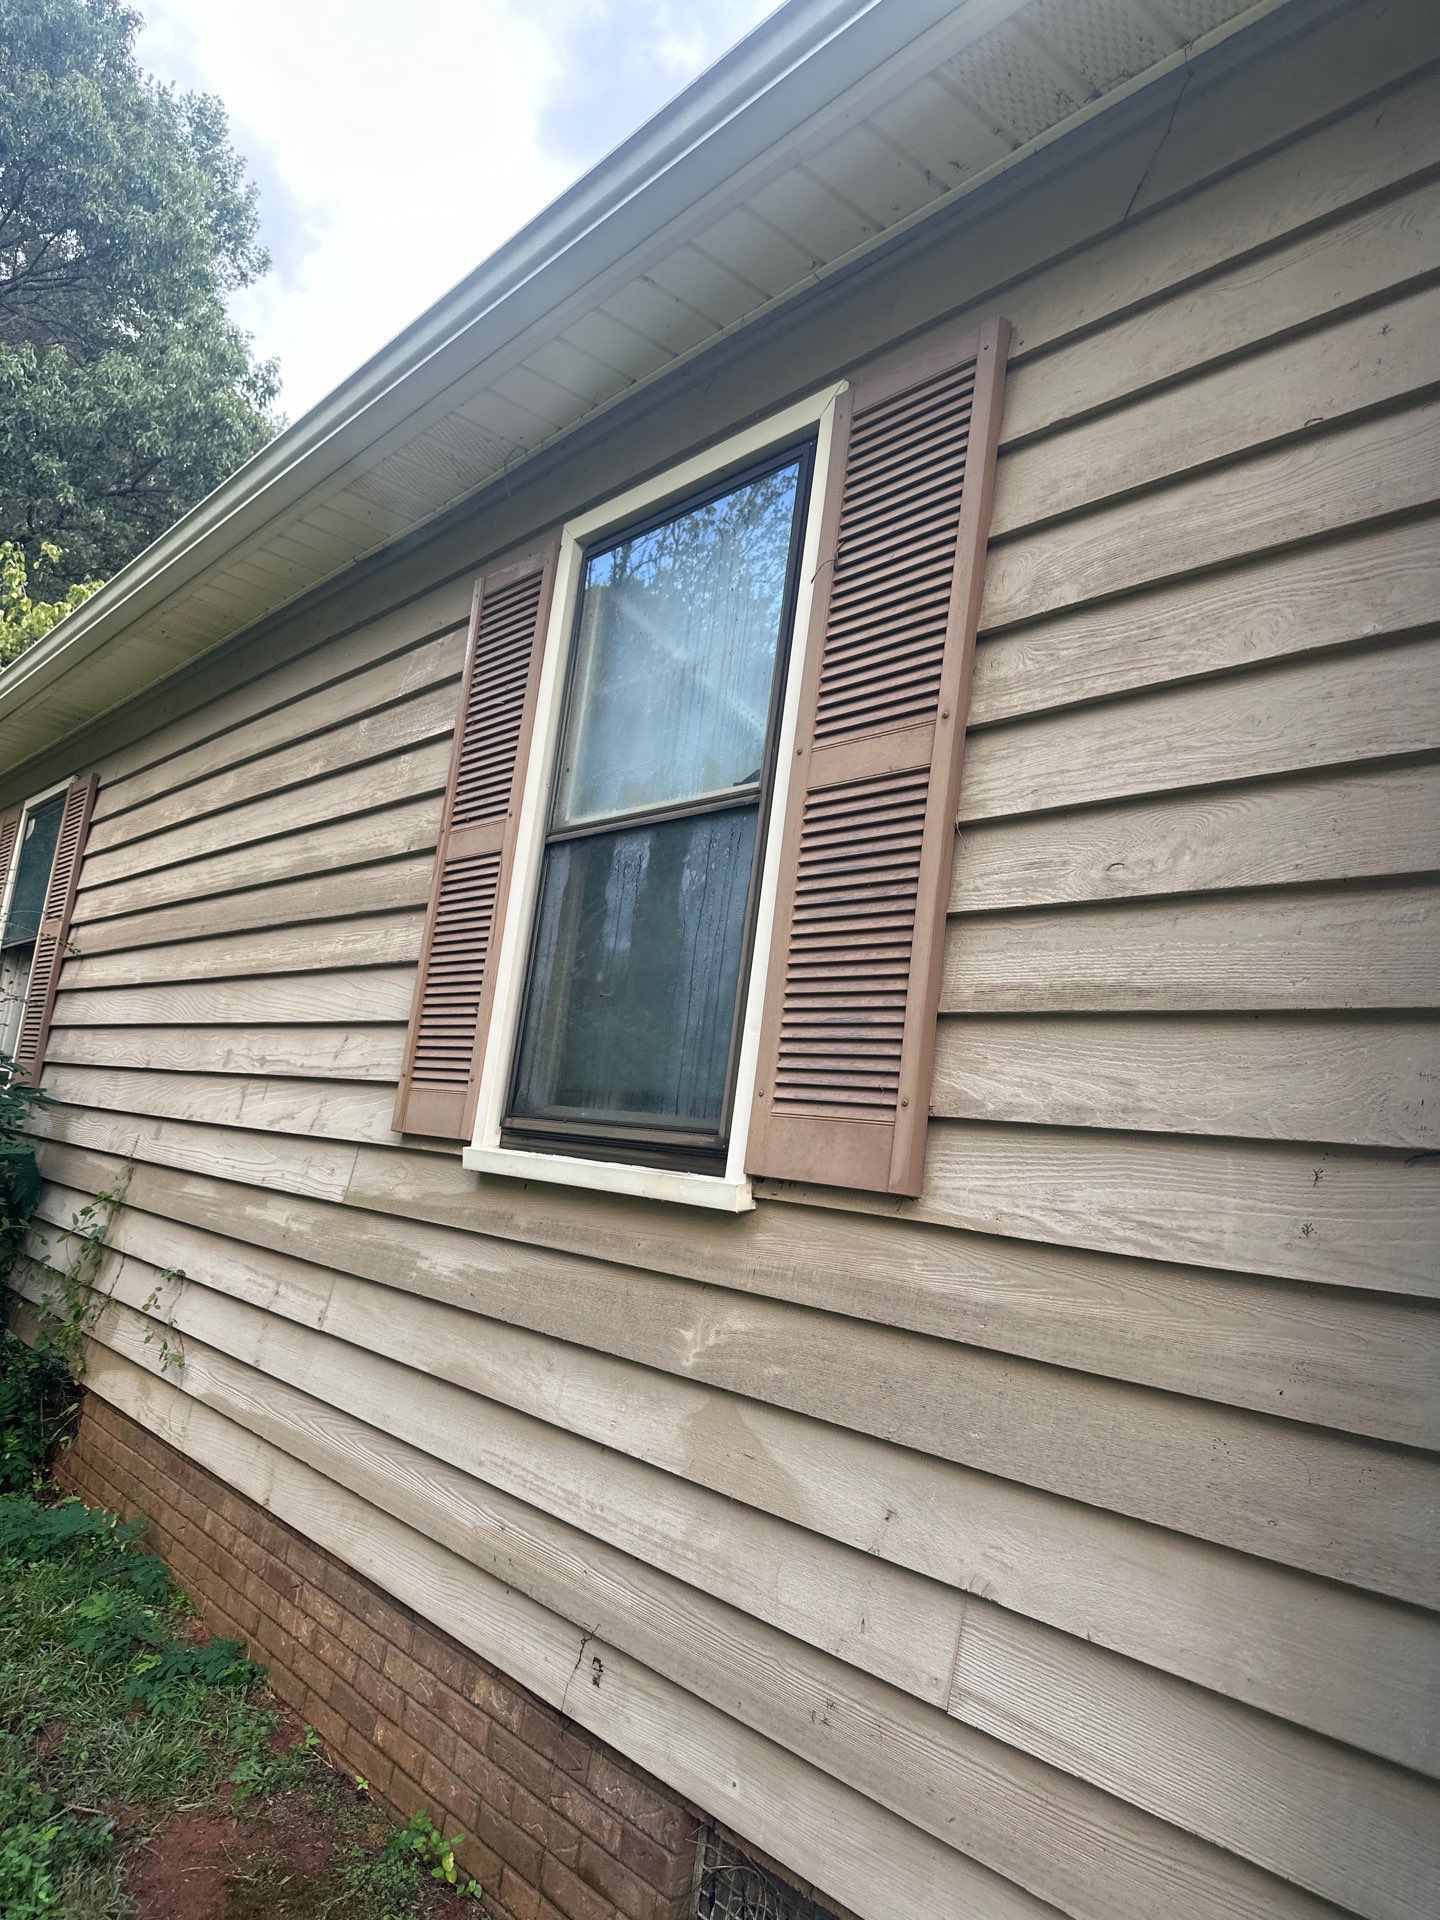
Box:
127, 1808, 258, 1920
123, 1783, 477, 1920
126, 1792, 353, 1920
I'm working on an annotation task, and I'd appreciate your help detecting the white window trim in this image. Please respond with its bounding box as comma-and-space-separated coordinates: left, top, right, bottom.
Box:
463, 383, 846, 1213
0, 776, 70, 1060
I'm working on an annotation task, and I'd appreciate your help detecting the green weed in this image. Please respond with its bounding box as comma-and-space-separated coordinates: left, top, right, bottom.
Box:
0, 1482, 482, 1917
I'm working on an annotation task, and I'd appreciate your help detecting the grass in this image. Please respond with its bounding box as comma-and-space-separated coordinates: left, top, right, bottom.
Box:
0, 1484, 481, 1919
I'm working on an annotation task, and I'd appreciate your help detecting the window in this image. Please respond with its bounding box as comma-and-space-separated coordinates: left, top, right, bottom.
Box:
0, 788, 67, 1059
503, 447, 812, 1172
397, 319, 1010, 1210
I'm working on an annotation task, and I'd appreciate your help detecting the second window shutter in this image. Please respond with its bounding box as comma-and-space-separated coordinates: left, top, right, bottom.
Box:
0, 808, 20, 907
746, 317, 1010, 1197
393, 544, 558, 1140
14, 773, 98, 1086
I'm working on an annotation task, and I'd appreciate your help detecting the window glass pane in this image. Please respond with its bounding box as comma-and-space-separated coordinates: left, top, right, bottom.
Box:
2, 793, 64, 950
512, 806, 758, 1131
553, 458, 802, 825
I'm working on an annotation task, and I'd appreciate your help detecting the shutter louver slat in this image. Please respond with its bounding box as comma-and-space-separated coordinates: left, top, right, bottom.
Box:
13, 774, 98, 1087
747, 319, 1009, 1196
393, 548, 557, 1140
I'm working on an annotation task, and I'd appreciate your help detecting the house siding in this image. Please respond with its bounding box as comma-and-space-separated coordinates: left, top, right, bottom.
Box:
12, 4, 1440, 1916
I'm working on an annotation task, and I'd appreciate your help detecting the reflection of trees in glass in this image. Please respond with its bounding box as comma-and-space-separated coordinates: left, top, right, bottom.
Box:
558, 463, 801, 821
512, 453, 805, 1142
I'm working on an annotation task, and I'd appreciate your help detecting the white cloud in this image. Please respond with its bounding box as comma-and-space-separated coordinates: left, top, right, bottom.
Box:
137, 0, 776, 420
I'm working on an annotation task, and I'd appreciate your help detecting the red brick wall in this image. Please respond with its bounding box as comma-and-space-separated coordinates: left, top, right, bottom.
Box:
55, 1392, 700, 1920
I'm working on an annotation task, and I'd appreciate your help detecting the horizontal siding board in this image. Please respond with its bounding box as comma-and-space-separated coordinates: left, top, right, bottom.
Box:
91, 576, 472, 798
35, 1118, 1435, 1459
895, 1119, 1438, 1299
58, 1263, 966, 1709
933, 1012, 1440, 1154
948, 1605, 1440, 1920
78, 740, 450, 891
50, 968, 417, 1029
38, 1066, 407, 1147
27, 1117, 1436, 1604
58, 914, 424, 991
32, 1103, 360, 1201
991, 278, 1440, 538
969, 513, 1440, 725
997, 34, 1440, 363
979, 398, 1440, 634
951, 760, 1440, 911
13, 27, 1440, 1919
943, 883, 1440, 1014
960, 636, 1440, 823
70, 858, 432, 955
96, 1335, 1349, 1920
999, 169, 1440, 444
52, 1270, 1418, 1920
44, 1024, 405, 1081
65, 1347, 1055, 1920
34, 1150, 1440, 1777
73, 796, 442, 927
87, 680, 460, 857
93, 625, 466, 827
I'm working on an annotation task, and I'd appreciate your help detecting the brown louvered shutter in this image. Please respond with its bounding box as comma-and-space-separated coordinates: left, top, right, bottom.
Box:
393, 545, 558, 1139
0, 808, 19, 909
747, 317, 1009, 1196
14, 773, 98, 1086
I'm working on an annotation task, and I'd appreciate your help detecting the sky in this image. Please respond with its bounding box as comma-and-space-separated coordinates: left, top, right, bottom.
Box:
136, 0, 779, 422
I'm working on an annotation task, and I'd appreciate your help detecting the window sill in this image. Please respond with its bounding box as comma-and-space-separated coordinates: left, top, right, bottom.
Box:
461, 1142, 755, 1212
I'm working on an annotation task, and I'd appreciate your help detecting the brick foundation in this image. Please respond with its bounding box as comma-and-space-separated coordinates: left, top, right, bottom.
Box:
55, 1392, 700, 1920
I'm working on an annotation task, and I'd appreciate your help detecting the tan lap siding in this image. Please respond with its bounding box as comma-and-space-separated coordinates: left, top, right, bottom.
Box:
25, 13, 1440, 1920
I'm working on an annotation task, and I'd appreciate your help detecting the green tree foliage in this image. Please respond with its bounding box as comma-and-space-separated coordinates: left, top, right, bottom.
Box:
0, 541, 102, 667
0, 0, 281, 606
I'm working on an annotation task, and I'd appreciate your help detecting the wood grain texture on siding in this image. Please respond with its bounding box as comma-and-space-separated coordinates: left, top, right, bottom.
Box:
29, 1125, 1436, 1605
38, 1066, 409, 1148
951, 761, 1440, 911
55, 1272, 1426, 1920
65, 1348, 1060, 1920
979, 399, 1440, 633
92, 577, 472, 798
58, 914, 424, 990
992, 278, 1440, 537
44, 1024, 405, 1082
34, 1128, 1437, 1459
969, 511, 1440, 723
89, 1341, 1348, 1920
933, 1012, 1440, 1152
947, 1604, 1440, 1920
91, 626, 466, 827
78, 739, 450, 891
73, 797, 443, 927
943, 883, 1440, 1014
50, 968, 418, 1029
32, 1159, 1440, 1785
960, 636, 1440, 822
898, 1120, 1438, 1300
69, 859, 433, 955
86, 681, 460, 857
999, 169, 1440, 444
19, 22, 1440, 1920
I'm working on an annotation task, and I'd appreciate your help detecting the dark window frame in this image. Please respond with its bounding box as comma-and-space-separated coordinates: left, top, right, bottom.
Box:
500, 434, 817, 1173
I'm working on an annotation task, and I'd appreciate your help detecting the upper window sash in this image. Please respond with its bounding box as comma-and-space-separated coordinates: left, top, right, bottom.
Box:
463, 383, 846, 1213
